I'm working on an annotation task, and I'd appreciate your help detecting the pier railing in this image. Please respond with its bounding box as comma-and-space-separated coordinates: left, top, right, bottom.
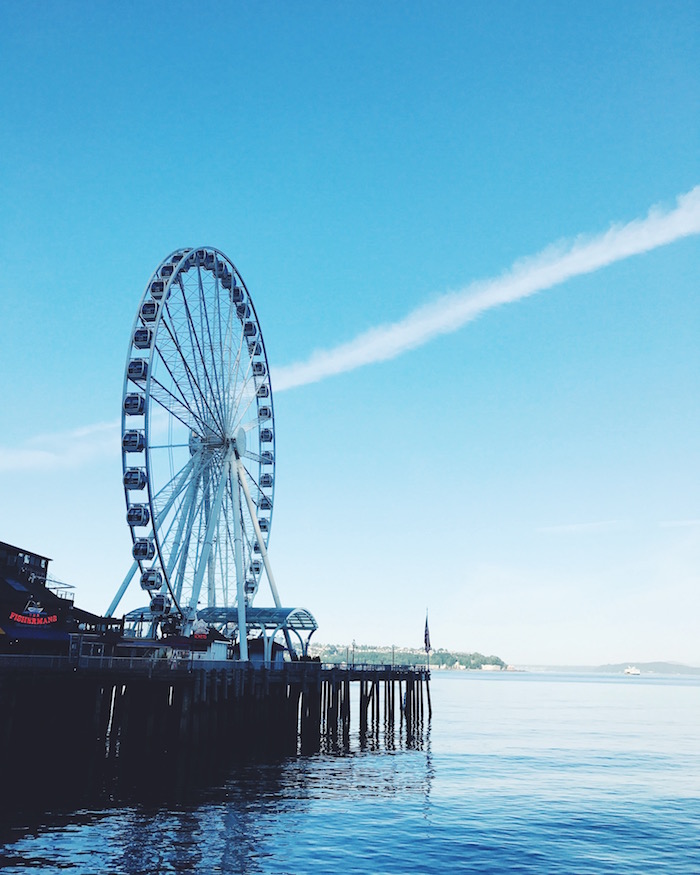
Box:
321, 661, 429, 672
0, 653, 429, 679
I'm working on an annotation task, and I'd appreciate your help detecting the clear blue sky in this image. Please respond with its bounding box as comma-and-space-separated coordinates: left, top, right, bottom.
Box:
1, 1, 699, 664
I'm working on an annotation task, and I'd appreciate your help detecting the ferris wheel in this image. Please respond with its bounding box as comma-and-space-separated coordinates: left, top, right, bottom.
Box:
108, 247, 282, 642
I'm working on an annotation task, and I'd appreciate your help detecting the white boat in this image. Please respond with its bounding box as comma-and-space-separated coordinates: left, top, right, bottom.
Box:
624, 665, 641, 675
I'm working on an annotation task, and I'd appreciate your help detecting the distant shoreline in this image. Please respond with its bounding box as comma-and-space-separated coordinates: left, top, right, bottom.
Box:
311, 645, 700, 676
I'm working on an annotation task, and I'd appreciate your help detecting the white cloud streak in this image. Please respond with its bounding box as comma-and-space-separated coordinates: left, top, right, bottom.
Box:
659, 519, 700, 529
3, 188, 699, 473
272, 186, 700, 392
0, 409, 173, 474
537, 520, 630, 535
0, 421, 120, 472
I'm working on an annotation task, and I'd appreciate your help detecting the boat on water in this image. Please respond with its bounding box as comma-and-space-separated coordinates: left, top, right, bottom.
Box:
624, 665, 641, 675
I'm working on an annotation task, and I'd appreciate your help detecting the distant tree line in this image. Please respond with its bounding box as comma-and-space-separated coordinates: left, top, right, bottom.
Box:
309, 643, 506, 670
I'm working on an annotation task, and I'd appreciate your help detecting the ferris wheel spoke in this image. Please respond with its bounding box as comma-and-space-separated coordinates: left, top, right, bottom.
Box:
180, 268, 226, 430
238, 418, 261, 435
150, 342, 210, 428
196, 265, 227, 431
156, 316, 206, 430
149, 456, 195, 519
242, 450, 271, 470
172, 273, 206, 412
238, 457, 260, 491
190, 490, 207, 593
147, 389, 207, 439
214, 275, 228, 429
148, 377, 215, 437
151, 454, 194, 498
215, 492, 236, 608
211, 498, 225, 607
223, 304, 245, 428
169, 275, 218, 433
188, 451, 232, 611
231, 381, 259, 434
156, 305, 212, 426
162, 466, 201, 581
151, 478, 197, 546
241, 527, 255, 569
173, 476, 204, 602
229, 347, 257, 432
152, 492, 190, 571
222, 297, 253, 429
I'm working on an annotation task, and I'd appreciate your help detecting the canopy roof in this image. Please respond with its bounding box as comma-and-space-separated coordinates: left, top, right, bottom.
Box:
124, 604, 318, 633
198, 606, 318, 632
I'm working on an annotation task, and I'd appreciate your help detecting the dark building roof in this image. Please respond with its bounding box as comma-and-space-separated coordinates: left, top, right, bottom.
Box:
0, 541, 52, 567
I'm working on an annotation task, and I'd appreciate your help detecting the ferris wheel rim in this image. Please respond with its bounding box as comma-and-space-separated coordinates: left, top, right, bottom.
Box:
120, 246, 276, 620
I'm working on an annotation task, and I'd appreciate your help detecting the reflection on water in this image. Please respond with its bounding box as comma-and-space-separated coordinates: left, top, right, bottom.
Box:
0, 702, 432, 874
2, 674, 699, 874
0, 741, 434, 874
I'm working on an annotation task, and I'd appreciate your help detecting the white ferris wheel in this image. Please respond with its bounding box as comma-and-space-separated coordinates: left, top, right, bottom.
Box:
107, 247, 314, 658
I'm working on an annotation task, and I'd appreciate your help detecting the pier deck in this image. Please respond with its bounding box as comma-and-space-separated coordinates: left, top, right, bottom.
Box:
0, 655, 430, 791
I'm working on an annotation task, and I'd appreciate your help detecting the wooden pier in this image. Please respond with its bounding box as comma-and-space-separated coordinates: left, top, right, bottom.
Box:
0, 655, 430, 803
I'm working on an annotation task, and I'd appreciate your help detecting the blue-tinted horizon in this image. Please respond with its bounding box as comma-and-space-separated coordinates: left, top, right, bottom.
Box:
1, 1, 699, 664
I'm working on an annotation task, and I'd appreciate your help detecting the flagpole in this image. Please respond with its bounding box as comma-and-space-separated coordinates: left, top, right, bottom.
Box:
424, 608, 433, 720
424, 608, 431, 671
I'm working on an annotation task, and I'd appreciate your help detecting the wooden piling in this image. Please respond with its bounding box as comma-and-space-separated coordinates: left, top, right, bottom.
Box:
0, 656, 430, 789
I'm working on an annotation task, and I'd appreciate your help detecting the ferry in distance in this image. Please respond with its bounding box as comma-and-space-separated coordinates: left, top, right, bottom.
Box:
624, 665, 641, 676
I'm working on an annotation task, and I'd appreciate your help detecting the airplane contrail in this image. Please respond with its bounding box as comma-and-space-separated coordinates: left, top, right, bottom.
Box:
272, 186, 700, 392
2, 188, 699, 473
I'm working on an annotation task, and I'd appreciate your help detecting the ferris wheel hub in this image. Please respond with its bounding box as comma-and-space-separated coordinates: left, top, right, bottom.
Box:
189, 429, 231, 456
188, 431, 203, 455
234, 427, 247, 457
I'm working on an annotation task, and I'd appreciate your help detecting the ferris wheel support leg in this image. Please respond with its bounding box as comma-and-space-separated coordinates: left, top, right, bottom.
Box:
230, 467, 249, 661
166, 462, 201, 581
200, 463, 216, 609
206, 499, 217, 608
187, 450, 234, 618
173, 479, 200, 603
106, 561, 139, 617
168, 463, 203, 605
236, 458, 296, 657
236, 459, 282, 608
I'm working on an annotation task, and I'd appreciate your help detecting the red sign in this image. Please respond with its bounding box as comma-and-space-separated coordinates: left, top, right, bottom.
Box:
9, 611, 58, 626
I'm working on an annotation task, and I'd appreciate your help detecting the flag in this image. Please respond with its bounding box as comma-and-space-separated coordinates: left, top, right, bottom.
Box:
424, 613, 431, 653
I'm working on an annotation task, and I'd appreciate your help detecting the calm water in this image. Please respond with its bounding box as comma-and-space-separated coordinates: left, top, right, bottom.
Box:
1, 672, 699, 874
